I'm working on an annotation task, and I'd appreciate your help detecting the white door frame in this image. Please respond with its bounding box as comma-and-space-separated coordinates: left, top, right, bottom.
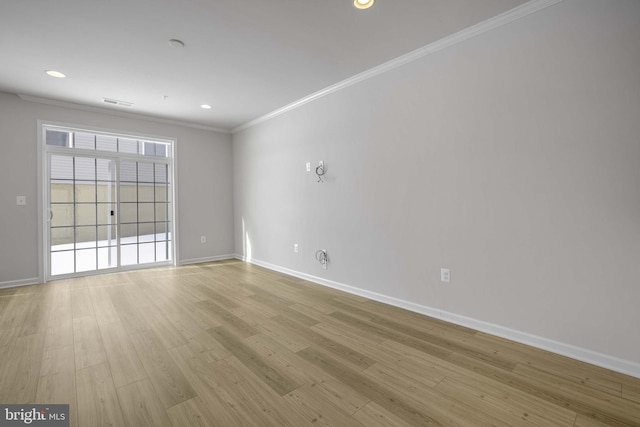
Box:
37, 120, 179, 283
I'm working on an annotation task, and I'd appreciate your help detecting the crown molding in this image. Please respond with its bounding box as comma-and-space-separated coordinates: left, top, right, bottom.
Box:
17, 94, 231, 134
233, 0, 563, 134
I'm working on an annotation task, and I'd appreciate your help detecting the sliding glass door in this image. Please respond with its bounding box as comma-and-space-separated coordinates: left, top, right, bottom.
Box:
43, 125, 174, 280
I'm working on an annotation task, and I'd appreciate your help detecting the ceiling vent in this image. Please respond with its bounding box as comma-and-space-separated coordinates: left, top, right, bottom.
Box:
103, 98, 134, 107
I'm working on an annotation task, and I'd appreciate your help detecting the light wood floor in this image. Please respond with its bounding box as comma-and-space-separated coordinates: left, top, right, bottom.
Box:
1, 261, 639, 426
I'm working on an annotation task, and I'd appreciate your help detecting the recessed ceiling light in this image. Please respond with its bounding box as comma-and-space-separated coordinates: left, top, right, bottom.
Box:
201, 104, 212, 109
46, 70, 66, 78
354, 0, 374, 9
168, 39, 185, 48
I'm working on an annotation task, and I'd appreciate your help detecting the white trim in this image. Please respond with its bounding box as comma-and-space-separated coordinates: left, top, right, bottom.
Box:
171, 139, 180, 267
179, 254, 237, 265
232, 0, 563, 134
38, 119, 178, 145
0, 278, 40, 289
235, 254, 640, 379
19, 94, 231, 134
37, 120, 46, 284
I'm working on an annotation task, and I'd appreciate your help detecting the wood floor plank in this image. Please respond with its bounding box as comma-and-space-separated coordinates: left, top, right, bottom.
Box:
574, 414, 611, 426
76, 363, 126, 427
311, 320, 387, 349
165, 396, 226, 427
196, 299, 258, 338
36, 373, 78, 427
40, 344, 75, 376
362, 360, 514, 426
352, 402, 414, 427
208, 326, 302, 396
89, 286, 121, 325
435, 376, 576, 426
244, 334, 313, 385
44, 317, 74, 349
444, 361, 578, 425
257, 319, 313, 353
248, 293, 319, 326
228, 305, 274, 327
245, 333, 370, 414
116, 379, 172, 427
513, 363, 640, 426
0, 333, 45, 403
283, 385, 365, 427
622, 382, 640, 404
326, 298, 377, 321
230, 295, 281, 319
130, 329, 196, 408
369, 316, 518, 371
449, 352, 638, 427
0, 287, 53, 338
329, 310, 453, 360
168, 344, 266, 427
272, 314, 376, 371
98, 321, 147, 388
137, 304, 189, 350
18, 291, 53, 336
156, 304, 230, 359
105, 287, 150, 335
73, 316, 107, 370
297, 346, 441, 426
71, 288, 94, 319
209, 356, 312, 427
193, 283, 240, 309
371, 339, 459, 385
473, 332, 632, 394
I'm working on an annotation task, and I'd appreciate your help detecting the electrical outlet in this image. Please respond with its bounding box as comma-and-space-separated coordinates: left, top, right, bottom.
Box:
440, 268, 450, 283
200, 236, 206, 244
294, 243, 299, 253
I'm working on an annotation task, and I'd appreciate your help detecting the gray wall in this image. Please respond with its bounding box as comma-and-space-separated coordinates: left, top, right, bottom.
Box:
233, 0, 640, 364
0, 91, 234, 283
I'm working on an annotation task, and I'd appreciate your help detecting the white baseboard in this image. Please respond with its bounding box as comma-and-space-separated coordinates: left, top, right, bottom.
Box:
236, 254, 640, 379
179, 254, 237, 266
0, 277, 40, 289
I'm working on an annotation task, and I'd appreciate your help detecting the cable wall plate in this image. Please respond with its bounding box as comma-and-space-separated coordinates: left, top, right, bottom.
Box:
315, 249, 328, 269
315, 162, 326, 183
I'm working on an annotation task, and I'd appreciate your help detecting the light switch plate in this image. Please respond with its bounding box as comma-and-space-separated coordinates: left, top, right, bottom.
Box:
16, 196, 26, 206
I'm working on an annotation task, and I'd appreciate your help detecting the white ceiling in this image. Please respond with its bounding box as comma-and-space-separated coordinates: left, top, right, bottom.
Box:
0, 0, 527, 131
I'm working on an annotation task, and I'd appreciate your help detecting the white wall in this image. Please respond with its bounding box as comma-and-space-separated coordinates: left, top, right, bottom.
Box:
0, 91, 234, 284
233, 0, 640, 369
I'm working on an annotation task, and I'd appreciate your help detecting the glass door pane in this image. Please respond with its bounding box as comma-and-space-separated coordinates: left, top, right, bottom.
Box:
118, 160, 172, 267
49, 154, 117, 276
